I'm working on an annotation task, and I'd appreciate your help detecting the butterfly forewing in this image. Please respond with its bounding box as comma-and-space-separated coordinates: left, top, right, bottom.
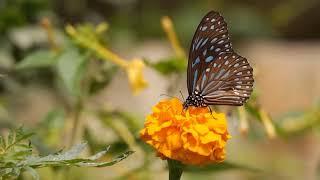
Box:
187, 11, 232, 94
186, 11, 254, 107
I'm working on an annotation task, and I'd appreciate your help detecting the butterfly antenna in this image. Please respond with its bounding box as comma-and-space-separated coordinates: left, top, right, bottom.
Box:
179, 90, 185, 101
160, 94, 177, 99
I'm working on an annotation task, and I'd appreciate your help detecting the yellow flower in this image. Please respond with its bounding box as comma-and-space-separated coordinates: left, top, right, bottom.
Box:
140, 98, 231, 165
65, 24, 148, 95
161, 16, 186, 59
125, 58, 148, 95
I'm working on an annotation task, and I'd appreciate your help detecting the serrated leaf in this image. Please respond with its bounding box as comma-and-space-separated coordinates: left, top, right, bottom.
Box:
24, 143, 87, 166
74, 150, 134, 167
16, 50, 57, 69
7, 129, 15, 147
0, 168, 11, 176
1, 129, 134, 178
15, 128, 34, 144
86, 146, 110, 160
183, 161, 261, 173
56, 49, 88, 97
20, 142, 133, 168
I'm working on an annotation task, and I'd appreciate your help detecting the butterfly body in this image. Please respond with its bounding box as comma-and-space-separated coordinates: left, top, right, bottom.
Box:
183, 90, 206, 109
184, 11, 254, 109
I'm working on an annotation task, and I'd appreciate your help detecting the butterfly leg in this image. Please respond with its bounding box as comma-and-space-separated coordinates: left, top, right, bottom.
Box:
208, 106, 216, 119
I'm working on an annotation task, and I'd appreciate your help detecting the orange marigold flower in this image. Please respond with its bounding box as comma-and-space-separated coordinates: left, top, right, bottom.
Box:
140, 98, 231, 165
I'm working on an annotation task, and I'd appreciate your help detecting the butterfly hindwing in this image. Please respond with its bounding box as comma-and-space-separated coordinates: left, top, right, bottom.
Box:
199, 52, 254, 105
187, 11, 232, 94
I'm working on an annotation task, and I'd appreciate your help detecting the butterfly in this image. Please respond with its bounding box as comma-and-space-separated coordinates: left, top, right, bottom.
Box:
183, 11, 254, 109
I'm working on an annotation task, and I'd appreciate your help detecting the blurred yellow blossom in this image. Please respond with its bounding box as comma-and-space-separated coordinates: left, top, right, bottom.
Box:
259, 109, 277, 139
140, 98, 231, 165
126, 58, 148, 95
161, 16, 186, 59
65, 24, 148, 95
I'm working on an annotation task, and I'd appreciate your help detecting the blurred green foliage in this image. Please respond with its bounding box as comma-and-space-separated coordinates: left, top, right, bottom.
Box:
0, 128, 133, 179
0, 0, 320, 179
145, 57, 187, 76
0, 0, 48, 33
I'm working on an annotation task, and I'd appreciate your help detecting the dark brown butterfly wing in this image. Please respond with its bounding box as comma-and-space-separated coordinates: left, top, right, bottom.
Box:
187, 11, 254, 106
187, 11, 232, 94
198, 52, 254, 105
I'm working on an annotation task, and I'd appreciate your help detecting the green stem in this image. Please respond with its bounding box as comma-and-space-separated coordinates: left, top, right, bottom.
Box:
167, 159, 183, 180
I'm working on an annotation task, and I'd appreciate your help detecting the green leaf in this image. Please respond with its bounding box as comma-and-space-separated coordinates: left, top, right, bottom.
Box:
56, 49, 88, 96
1, 129, 134, 178
24, 143, 87, 167
7, 129, 15, 147
183, 161, 261, 173
16, 50, 57, 70
22, 142, 134, 168
146, 57, 187, 75
74, 150, 134, 167
275, 104, 320, 137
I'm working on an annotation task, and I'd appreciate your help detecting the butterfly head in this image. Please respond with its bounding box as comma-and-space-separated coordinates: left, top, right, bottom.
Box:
183, 90, 207, 109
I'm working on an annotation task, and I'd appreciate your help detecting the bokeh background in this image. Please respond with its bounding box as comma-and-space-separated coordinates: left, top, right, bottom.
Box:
0, 0, 320, 179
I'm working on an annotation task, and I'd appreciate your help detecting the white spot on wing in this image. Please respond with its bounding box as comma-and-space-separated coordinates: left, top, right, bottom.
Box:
211, 38, 218, 43
203, 49, 207, 56
202, 26, 207, 31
